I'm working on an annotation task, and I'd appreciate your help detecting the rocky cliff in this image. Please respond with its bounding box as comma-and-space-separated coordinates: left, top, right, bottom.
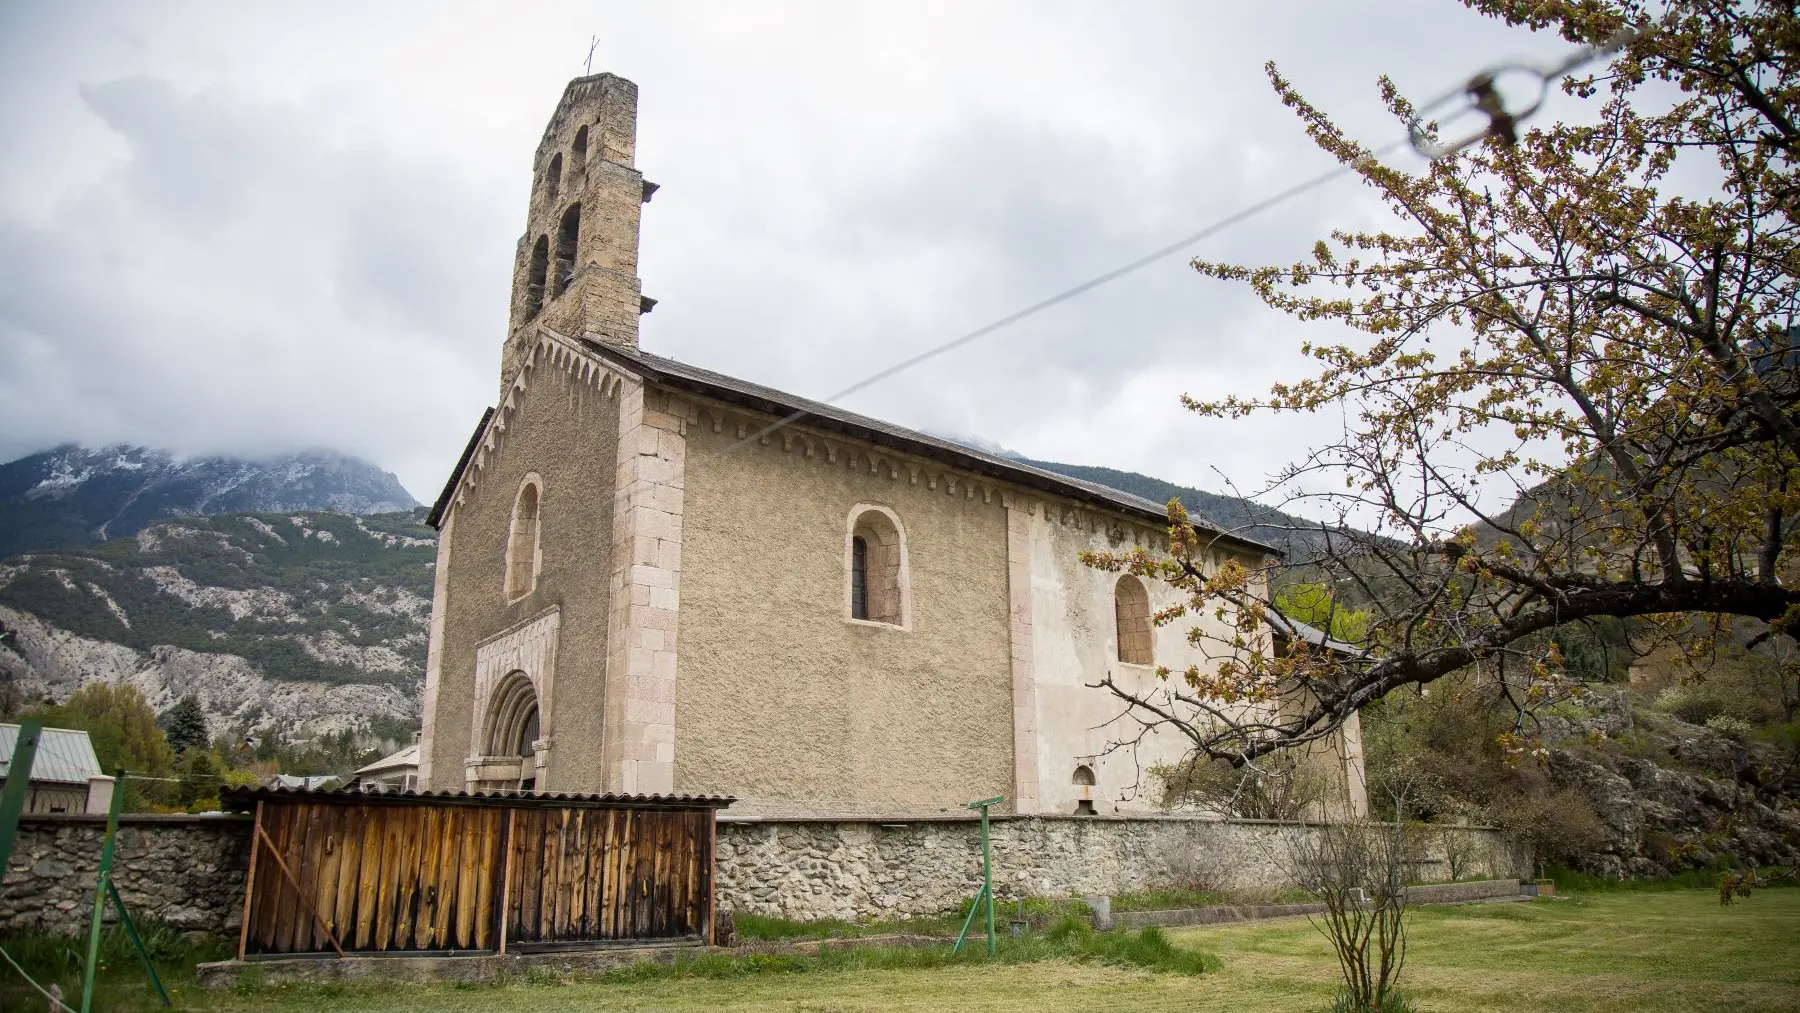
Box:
0, 510, 432, 747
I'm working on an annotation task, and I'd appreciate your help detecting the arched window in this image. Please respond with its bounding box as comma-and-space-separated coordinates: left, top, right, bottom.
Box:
505, 478, 541, 600
524, 235, 549, 318
847, 506, 906, 627
553, 203, 581, 297
571, 125, 589, 179
1114, 575, 1153, 665
485, 671, 540, 791
546, 152, 563, 202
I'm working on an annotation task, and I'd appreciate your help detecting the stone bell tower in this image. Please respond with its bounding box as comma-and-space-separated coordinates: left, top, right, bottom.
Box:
500, 73, 655, 392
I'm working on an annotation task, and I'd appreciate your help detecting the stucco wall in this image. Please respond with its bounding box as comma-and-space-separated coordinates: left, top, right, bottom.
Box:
715, 814, 1528, 922
674, 404, 1015, 814
424, 344, 622, 792
1017, 500, 1269, 816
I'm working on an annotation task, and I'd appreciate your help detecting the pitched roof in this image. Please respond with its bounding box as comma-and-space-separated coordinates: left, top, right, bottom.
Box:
352, 742, 419, 777
1267, 613, 1367, 659
559, 339, 1277, 555
0, 724, 104, 784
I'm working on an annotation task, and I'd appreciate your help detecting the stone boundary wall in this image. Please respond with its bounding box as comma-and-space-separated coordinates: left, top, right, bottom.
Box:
0, 812, 1528, 939
714, 814, 1529, 923
0, 814, 251, 938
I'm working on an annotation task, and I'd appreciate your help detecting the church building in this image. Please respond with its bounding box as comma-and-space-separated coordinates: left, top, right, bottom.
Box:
417, 73, 1365, 818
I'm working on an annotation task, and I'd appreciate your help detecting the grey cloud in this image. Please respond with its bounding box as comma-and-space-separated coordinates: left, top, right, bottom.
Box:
0, 1, 1586, 503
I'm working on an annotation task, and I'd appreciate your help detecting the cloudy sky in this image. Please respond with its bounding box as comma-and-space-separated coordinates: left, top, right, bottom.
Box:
0, 1, 1580, 506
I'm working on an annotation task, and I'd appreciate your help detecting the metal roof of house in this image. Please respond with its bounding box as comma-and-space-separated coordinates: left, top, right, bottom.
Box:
0, 724, 104, 784
1268, 613, 1367, 659
428, 334, 1278, 557
220, 784, 735, 812
351, 742, 419, 777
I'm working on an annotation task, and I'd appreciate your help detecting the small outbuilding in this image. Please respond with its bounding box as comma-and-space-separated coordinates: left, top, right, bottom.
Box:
347, 742, 420, 792
0, 723, 115, 814
220, 785, 732, 959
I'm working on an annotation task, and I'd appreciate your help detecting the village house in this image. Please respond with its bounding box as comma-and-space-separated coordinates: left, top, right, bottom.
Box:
0, 723, 114, 815
417, 72, 1366, 818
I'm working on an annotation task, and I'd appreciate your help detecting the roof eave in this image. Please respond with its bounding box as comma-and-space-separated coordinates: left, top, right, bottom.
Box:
580, 340, 1279, 558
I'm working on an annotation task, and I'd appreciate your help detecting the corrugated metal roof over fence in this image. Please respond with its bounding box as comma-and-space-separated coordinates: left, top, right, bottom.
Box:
220, 784, 734, 812
0, 724, 104, 784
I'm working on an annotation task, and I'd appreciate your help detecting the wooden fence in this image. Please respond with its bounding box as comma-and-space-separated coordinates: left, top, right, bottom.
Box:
221, 787, 730, 958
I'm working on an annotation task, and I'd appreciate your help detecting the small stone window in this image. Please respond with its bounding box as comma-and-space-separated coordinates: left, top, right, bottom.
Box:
553, 203, 581, 297
1073, 765, 1097, 816
571, 125, 589, 179
505, 477, 542, 601
546, 152, 563, 202
525, 235, 549, 318
846, 505, 907, 627
1114, 575, 1154, 666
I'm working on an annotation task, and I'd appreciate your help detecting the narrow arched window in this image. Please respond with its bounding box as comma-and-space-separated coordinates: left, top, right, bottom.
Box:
571, 125, 589, 179
1114, 575, 1153, 665
553, 203, 581, 297
546, 152, 563, 202
846, 506, 906, 627
525, 235, 549, 318
505, 479, 541, 600
851, 536, 870, 620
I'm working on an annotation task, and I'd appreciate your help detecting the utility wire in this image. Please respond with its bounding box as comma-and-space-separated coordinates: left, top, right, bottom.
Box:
719, 31, 1637, 456
725, 137, 1410, 455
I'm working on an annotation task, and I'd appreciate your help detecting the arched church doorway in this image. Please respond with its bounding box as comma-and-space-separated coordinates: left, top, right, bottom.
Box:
486, 671, 541, 792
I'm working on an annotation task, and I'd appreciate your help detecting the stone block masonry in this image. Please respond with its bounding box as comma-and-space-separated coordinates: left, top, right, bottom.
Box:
0, 815, 250, 937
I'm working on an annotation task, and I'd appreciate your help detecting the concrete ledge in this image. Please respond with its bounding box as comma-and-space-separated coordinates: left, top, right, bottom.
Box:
1110, 880, 1527, 929
195, 941, 705, 989
1114, 902, 1323, 929
1406, 879, 1527, 905
17, 812, 251, 826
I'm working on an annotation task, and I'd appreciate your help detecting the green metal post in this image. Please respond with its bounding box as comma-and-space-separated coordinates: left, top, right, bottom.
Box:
107, 880, 169, 1007
950, 796, 1003, 957
0, 720, 43, 877
980, 802, 995, 956
950, 882, 985, 955
80, 770, 126, 1013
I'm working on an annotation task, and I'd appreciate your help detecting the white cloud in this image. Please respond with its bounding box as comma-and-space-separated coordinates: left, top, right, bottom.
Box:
0, 0, 1580, 505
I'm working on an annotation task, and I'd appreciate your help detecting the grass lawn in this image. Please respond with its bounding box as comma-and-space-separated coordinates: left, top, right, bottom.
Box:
39, 889, 1800, 1013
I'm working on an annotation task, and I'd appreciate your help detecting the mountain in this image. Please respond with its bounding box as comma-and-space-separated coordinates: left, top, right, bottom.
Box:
0, 445, 418, 560
0, 510, 432, 748
1016, 459, 1332, 557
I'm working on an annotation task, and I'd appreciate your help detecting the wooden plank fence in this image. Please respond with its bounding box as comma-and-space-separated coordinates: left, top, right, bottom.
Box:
226, 789, 726, 958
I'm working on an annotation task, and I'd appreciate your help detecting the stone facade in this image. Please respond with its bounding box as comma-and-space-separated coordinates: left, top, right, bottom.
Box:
0, 815, 249, 937
714, 814, 1527, 923
419, 69, 1366, 819
426, 335, 625, 794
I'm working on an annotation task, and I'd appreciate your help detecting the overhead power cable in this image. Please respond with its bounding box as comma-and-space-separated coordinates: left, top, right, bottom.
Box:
723, 30, 1636, 455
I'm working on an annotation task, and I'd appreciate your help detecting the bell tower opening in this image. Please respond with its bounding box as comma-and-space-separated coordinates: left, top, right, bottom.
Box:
501, 73, 655, 394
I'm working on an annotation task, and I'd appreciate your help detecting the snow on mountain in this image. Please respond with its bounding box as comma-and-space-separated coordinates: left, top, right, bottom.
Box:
0, 444, 419, 559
